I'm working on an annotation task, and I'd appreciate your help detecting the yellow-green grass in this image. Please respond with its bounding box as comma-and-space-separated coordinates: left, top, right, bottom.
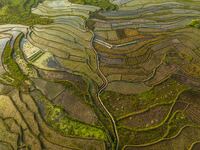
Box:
0, 0, 52, 25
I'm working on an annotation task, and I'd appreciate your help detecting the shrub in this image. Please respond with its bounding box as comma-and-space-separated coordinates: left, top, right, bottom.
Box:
189, 19, 200, 29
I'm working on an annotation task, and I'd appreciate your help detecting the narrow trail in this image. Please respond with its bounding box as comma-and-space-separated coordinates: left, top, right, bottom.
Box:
90, 30, 120, 150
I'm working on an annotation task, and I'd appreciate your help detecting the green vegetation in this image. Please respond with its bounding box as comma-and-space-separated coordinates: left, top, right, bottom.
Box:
69, 0, 118, 10
165, 112, 190, 138
118, 110, 193, 146
189, 19, 200, 29
34, 90, 106, 140
3, 34, 26, 86
0, 0, 52, 25
118, 124, 168, 146
137, 80, 186, 105
101, 79, 187, 118
47, 100, 106, 140
58, 80, 87, 98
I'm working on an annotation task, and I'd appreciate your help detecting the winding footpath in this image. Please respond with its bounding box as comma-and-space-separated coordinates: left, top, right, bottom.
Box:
90, 30, 120, 150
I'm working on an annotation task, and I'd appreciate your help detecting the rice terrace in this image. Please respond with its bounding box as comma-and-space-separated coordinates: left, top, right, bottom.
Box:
0, 0, 200, 149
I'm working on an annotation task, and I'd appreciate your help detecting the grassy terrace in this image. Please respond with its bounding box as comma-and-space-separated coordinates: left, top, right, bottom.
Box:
0, 0, 52, 25
31, 80, 107, 140
69, 0, 118, 10
101, 79, 188, 118
1, 0, 200, 149
3, 34, 26, 86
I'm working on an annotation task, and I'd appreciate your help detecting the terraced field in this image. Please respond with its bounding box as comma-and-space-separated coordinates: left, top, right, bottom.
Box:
0, 0, 200, 149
